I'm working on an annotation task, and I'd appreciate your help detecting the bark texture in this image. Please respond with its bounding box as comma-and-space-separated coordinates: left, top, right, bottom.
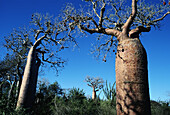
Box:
116, 38, 151, 115
16, 46, 41, 109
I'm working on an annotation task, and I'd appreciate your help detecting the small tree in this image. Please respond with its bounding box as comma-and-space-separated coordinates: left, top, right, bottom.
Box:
85, 76, 104, 100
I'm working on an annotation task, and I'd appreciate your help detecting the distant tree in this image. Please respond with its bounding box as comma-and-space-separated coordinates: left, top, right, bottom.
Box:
61, 0, 170, 114
4, 13, 76, 110
85, 76, 104, 100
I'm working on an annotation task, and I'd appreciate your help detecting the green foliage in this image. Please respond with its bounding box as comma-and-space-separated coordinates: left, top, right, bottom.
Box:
1, 76, 170, 115
151, 100, 170, 115
32, 80, 63, 115
102, 81, 116, 107
52, 87, 116, 115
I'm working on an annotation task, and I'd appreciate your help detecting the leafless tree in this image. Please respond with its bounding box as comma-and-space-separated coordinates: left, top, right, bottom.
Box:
4, 13, 77, 109
61, 0, 170, 114
85, 76, 104, 100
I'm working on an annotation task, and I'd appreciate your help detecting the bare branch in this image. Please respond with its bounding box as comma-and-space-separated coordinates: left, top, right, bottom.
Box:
41, 52, 64, 66
112, 4, 121, 22
122, 0, 137, 36
80, 25, 99, 34
35, 30, 43, 40
99, 0, 106, 28
151, 11, 170, 24
92, 1, 100, 18
88, 17, 98, 28
33, 34, 47, 48
129, 25, 151, 38
80, 25, 120, 37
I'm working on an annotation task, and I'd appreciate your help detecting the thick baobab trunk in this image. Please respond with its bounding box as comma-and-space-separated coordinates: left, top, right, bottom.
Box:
92, 87, 96, 100
116, 38, 151, 115
16, 46, 41, 109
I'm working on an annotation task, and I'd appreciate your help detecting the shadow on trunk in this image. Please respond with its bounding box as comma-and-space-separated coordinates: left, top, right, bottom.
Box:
116, 38, 151, 115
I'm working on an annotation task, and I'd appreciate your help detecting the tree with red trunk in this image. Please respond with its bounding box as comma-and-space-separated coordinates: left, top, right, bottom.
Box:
62, 0, 170, 114
85, 76, 104, 100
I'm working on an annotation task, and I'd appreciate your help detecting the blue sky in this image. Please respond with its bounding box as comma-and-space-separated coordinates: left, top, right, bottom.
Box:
0, 0, 170, 101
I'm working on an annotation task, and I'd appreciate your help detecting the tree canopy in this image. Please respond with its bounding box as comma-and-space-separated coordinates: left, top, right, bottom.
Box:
61, 0, 170, 60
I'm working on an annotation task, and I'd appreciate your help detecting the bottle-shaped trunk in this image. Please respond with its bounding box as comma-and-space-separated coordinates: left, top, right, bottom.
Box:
16, 46, 40, 109
92, 87, 96, 100
116, 38, 151, 115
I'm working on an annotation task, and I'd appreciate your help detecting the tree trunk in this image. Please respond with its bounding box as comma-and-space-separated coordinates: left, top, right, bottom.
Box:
15, 73, 23, 101
7, 77, 16, 106
16, 46, 41, 109
92, 87, 96, 100
15, 60, 24, 100
116, 38, 151, 115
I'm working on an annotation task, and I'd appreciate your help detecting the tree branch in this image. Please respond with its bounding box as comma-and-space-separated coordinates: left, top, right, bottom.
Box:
33, 27, 51, 48
112, 4, 121, 22
151, 11, 170, 24
91, 18, 99, 28
41, 52, 57, 64
129, 25, 151, 38
33, 34, 47, 48
35, 30, 43, 40
92, 1, 100, 18
99, 0, 106, 28
80, 25, 120, 37
122, 0, 137, 36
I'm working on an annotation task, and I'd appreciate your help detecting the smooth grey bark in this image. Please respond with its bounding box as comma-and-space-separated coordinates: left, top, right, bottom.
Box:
16, 34, 45, 109
16, 46, 41, 109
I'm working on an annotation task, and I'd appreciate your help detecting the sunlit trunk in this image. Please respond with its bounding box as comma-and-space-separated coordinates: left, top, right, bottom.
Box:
8, 77, 16, 99
7, 78, 16, 106
92, 87, 96, 100
16, 46, 41, 109
115, 38, 151, 115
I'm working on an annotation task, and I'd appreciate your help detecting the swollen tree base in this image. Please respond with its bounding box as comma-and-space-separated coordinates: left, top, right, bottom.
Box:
116, 38, 151, 115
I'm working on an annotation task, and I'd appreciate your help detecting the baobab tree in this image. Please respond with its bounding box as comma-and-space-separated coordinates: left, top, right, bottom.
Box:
4, 13, 76, 109
85, 76, 104, 100
61, 0, 170, 114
